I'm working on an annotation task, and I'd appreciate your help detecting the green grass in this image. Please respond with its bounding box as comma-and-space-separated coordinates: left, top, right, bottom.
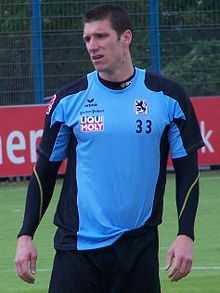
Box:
159, 171, 220, 292
0, 171, 219, 292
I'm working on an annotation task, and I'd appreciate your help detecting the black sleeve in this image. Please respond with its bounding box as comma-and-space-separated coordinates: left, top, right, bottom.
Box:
17, 78, 88, 239
146, 72, 204, 154
172, 151, 200, 241
172, 88, 204, 155
17, 157, 61, 238
17, 96, 66, 238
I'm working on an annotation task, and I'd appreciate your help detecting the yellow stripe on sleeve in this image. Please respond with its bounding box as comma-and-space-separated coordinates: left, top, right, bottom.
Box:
33, 166, 43, 221
179, 173, 200, 220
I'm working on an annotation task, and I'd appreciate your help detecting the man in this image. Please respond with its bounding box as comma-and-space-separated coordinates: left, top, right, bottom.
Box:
15, 4, 204, 293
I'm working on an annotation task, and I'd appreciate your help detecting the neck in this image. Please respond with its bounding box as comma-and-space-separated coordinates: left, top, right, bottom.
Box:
98, 68, 136, 90
99, 55, 134, 82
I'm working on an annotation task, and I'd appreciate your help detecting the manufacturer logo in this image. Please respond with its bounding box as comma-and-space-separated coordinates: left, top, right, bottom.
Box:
46, 94, 57, 115
80, 115, 104, 132
135, 100, 148, 115
84, 98, 97, 108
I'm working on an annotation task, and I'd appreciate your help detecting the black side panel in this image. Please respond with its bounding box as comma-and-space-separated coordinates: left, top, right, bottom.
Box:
146, 125, 169, 226
54, 135, 79, 250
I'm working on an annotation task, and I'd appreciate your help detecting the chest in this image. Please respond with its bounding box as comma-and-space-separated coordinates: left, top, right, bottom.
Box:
70, 88, 170, 142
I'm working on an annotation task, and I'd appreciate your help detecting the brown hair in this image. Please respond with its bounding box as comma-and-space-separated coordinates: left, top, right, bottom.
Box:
83, 4, 132, 37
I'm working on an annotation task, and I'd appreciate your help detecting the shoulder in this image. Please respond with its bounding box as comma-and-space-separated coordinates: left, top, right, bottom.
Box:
45, 75, 88, 116
144, 71, 187, 101
143, 71, 194, 116
56, 75, 89, 99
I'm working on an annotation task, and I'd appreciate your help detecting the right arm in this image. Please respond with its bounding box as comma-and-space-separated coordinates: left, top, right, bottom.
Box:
15, 154, 61, 283
15, 95, 69, 283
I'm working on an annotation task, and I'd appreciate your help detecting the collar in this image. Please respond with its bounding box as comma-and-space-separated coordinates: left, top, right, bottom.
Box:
98, 69, 136, 90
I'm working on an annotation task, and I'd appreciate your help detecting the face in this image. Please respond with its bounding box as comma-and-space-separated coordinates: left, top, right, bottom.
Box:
83, 19, 131, 76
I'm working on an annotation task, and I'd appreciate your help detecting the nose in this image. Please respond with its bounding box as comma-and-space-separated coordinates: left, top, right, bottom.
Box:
87, 37, 99, 53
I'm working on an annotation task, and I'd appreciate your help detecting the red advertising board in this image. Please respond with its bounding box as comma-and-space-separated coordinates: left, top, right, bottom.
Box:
192, 97, 220, 166
0, 105, 45, 177
167, 96, 220, 168
0, 97, 220, 177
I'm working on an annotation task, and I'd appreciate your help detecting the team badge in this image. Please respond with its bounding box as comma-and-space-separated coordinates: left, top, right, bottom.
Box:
135, 100, 148, 115
80, 115, 104, 132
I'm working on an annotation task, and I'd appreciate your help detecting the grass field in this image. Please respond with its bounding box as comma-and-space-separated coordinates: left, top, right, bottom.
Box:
0, 171, 219, 292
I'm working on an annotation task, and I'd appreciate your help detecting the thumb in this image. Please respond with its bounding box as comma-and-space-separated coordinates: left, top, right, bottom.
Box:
30, 254, 37, 275
166, 248, 175, 271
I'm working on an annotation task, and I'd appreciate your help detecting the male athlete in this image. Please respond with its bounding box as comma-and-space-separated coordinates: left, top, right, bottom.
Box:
15, 5, 204, 293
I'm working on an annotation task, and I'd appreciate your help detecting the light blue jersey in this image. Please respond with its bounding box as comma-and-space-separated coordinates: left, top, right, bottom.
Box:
37, 67, 203, 250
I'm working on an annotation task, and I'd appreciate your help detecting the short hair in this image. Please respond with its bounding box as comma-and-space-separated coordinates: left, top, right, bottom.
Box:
83, 5, 132, 37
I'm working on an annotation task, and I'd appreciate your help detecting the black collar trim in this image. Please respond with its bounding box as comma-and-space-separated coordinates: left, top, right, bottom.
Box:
98, 69, 135, 90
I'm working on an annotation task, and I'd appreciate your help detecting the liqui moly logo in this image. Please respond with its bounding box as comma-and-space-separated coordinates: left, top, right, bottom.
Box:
80, 115, 104, 132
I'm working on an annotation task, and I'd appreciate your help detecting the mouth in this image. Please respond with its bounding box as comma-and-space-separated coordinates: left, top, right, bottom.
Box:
91, 55, 104, 62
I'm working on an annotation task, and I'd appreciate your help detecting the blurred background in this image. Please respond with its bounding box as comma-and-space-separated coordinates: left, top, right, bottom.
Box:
0, 0, 219, 105
0, 2, 219, 293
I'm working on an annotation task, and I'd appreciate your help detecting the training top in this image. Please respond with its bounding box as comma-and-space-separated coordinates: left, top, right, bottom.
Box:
18, 67, 204, 250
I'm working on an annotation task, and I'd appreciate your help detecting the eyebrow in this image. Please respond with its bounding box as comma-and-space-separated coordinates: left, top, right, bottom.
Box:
83, 32, 110, 41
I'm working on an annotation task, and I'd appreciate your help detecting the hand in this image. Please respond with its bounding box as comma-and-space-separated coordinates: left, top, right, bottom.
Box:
166, 235, 193, 282
15, 235, 37, 284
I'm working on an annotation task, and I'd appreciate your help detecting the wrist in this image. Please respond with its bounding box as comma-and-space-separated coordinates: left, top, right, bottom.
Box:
177, 234, 193, 243
17, 235, 32, 242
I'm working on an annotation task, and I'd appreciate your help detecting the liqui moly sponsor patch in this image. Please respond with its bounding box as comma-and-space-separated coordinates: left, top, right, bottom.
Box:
80, 115, 104, 132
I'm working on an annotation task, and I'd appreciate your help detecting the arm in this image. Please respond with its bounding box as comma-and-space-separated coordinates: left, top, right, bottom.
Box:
15, 96, 68, 283
15, 152, 61, 283
166, 151, 199, 281
17, 155, 61, 238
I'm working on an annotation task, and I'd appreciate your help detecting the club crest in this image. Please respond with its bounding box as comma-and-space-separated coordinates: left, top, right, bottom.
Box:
135, 100, 148, 115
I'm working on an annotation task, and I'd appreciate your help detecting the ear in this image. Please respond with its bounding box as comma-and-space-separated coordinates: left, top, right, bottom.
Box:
121, 30, 132, 46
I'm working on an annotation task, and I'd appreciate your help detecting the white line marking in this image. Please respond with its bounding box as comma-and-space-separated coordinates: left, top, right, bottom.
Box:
160, 246, 169, 250
160, 266, 220, 271
13, 209, 21, 213
0, 187, 26, 193
192, 266, 220, 271
1, 268, 50, 273
201, 176, 220, 181
2, 266, 220, 273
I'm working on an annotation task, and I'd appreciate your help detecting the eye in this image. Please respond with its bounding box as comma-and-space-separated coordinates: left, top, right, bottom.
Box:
97, 33, 108, 39
83, 36, 90, 43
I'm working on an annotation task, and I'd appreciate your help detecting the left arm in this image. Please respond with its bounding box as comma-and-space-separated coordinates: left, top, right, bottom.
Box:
166, 151, 199, 281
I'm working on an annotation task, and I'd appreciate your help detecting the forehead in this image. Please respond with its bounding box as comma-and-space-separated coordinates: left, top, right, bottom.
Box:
83, 19, 114, 36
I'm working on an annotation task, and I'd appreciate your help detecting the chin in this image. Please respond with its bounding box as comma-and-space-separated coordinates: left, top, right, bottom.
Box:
93, 64, 107, 72
91, 59, 106, 69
